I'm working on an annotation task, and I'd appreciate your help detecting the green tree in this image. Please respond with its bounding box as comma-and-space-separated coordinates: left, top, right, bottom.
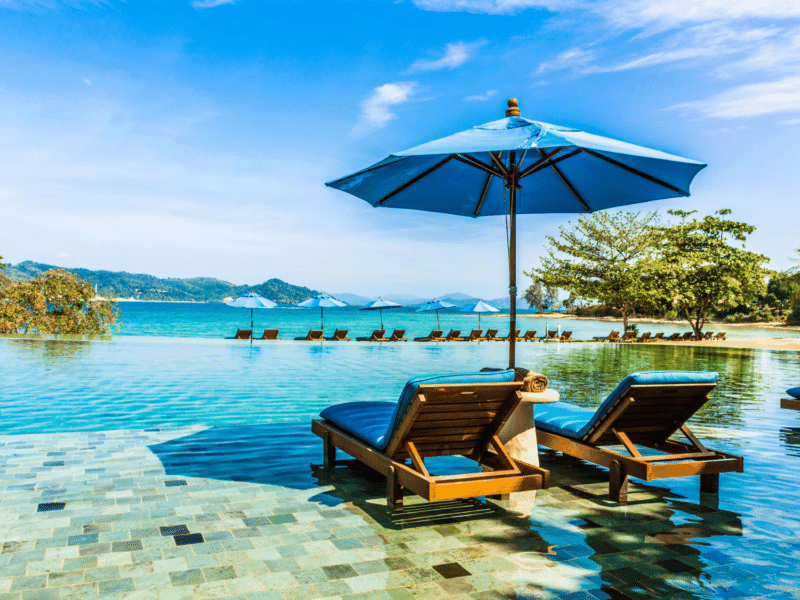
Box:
0, 269, 120, 334
526, 211, 661, 332
523, 281, 544, 310
656, 209, 771, 337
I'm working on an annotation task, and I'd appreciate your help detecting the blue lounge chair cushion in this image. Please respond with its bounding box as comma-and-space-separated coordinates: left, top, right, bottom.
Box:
320, 369, 516, 451
534, 371, 718, 441
788, 387, 800, 399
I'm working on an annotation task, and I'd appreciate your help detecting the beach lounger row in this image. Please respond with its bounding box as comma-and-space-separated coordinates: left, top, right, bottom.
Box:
234, 328, 580, 342
592, 330, 728, 343
314, 369, 743, 509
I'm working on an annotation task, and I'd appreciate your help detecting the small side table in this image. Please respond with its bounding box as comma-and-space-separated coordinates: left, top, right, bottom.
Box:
498, 388, 560, 467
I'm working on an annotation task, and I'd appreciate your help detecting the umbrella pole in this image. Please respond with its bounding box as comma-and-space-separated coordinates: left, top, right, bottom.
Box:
321, 307, 324, 334
380, 308, 383, 331
509, 157, 518, 369
436, 311, 440, 330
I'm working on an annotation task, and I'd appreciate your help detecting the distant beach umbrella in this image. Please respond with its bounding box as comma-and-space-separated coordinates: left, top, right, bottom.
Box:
327, 98, 706, 368
297, 293, 346, 333
360, 297, 402, 330
461, 300, 499, 328
226, 292, 277, 332
416, 299, 456, 330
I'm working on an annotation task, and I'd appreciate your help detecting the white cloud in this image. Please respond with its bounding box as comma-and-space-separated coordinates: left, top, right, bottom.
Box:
190, 0, 236, 8
408, 41, 485, 72
537, 47, 596, 74
783, 118, 800, 125
350, 82, 417, 137
413, 0, 575, 15
464, 89, 497, 102
670, 76, 800, 118
83, 77, 91, 85
58, 252, 68, 258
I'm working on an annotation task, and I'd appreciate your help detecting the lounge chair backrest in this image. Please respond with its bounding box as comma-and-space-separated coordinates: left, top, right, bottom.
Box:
521, 330, 535, 340
389, 329, 406, 340
547, 331, 557, 338
235, 329, 252, 339
385, 380, 523, 459
704, 332, 713, 339
561, 331, 572, 340
261, 329, 279, 340
333, 329, 348, 340
575, 372, 718, 446
309, 330, 323, 340
714, 332, 726, 340
445, 330, 461, 340
653, 333, 664, 340
431, 330, 443, 338
485, 329, 499, 339
371, 330, 385, 339
621, 331, 635, 340
468, 329, 482, 340
639, 332, 651, 342
607, 331, 620, 340
682, 332, 694, 340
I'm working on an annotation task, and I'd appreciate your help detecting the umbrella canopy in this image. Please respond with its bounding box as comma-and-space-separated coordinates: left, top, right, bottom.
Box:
327, 98, 706, 368
226, 292, 277, 332
461, 300, 499, 328
416, 299, 456, 330
296, 293, 346, 332
359, 297, 402, 330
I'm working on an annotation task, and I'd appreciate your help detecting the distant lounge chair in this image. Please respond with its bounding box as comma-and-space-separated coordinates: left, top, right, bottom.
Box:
260, 329, 280, 340
543, 330, 557, 341
701, 331, 714, 340
414, 330, 444, 342
520, 330, 537, 342
326, 329, 351, 341
619, 331, 636, 343
295, 330, 324, 341
664, 333, 681, 341
636, 332, 651, 343
457, 329, 484, 341
498, 329, 520, 341
387, 329, 408, 342
712, 332, 727, 341
483, 329, 500, 341
357, 330, 388, 342
560, 330, 574, 342
593, 330, 620, 342
534, 371, 744, 502
783, 387, 800, 411
312, 371, 550, 510
680, 332, 695, 341
651, 333, 665, 341
444, 330, 462, 341
234, 329, 252, 339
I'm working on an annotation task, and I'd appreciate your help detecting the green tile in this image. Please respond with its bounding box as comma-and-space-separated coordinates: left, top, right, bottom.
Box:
203, 566, 236, 582
169, 569, 205, 586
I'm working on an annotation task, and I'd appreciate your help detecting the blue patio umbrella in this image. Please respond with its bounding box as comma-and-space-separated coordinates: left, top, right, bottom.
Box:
297, 293, 346, 333
416, 299, 456, 330
326, 98, 706, 368
360, 297, 402, 330
461, 300, 499, 329
226, 292, 277, 331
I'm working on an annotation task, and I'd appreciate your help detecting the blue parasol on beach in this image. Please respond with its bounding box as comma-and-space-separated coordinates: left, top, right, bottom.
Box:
226, 292, 277, 332
360, 297, 402, 330
297, 293, 346, 333
416, 298, 456, 330
326, 98, 706, 368
461, 300, 499, 329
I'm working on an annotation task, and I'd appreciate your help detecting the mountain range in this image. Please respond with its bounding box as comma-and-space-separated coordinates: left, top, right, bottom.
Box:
4, 261, 513, 307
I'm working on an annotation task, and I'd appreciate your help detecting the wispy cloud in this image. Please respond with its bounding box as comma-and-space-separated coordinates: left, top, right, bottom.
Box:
413, 0, 575, 15
351, 82, 417, 137
670, 76, 800, 118
408, 41, 485, 72
190, 0, 236, 8
464, 89, 497, 102
537, 47, 596, 74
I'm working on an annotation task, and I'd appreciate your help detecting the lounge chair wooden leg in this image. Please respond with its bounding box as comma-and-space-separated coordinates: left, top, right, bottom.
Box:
609, 460, 628, 502
387, 465, 403, 511
700, 473, 719, 493
323, 432, 336, 468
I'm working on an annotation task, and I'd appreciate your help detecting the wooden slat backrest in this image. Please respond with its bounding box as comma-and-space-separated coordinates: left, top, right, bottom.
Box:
588, 383, 717, 446
385, 382, 523, 460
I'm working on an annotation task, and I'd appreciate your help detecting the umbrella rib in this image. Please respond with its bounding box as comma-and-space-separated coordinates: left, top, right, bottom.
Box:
581, 149, 688, 195
474, 173, 493, 216
326, 156, 408, 186
378, 155, 454, 205
519, 148, 578, 179
454, 154, 506, 178
549, 162, 591, 212
488, 152, 509, 178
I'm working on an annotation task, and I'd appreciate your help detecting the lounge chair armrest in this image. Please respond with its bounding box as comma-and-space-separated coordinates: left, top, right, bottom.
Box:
519, 389, 560, 403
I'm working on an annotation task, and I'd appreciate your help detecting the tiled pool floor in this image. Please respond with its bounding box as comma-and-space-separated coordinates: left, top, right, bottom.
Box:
0, 427, 795, 600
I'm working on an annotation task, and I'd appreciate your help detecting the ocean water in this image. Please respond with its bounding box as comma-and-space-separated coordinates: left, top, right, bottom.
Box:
112, 301, 798, 341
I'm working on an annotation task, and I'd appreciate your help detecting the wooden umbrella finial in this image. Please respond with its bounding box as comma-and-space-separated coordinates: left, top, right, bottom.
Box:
506, 98, 520, 117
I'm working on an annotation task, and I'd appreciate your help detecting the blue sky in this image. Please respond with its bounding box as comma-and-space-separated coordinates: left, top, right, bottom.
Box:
2, 0, 799, 299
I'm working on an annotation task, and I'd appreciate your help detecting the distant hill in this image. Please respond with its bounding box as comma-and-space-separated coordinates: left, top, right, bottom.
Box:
6, 261, 320, 304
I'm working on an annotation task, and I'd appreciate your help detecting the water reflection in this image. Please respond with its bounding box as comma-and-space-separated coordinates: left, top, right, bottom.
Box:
3, 338, 93, 363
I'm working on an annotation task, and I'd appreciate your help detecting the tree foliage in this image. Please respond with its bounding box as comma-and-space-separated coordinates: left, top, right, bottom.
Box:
0, 269, 120, 334
525, 211, 661, 331
656, 210, 771, 337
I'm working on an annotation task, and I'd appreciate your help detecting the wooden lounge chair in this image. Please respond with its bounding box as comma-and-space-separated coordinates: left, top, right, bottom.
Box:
782, 387, 800, 411
234, 329, 252, 339
543, 330, 558, 341
483, 329, 500, 341
295, 330, 324, 341
664, 333, 681, 341
444, 330, 462, 341
326, 329, 351, 341
636, 332, 651, 343
457, 329, 484, 341
701, 331, 714, 340
651, 333, 665, 341
414, 330, 444, 342
619, 331, 636, 343
357, 330, 388, 342
498, 329, 520, 341
680, 332, 695, 341
592, 331, 620, 342
387, 329, 408, 341
312, 371, 550, 510
520, 330, 537, 342
260, 329, 279, 340
534, 371, 743, 502
712, 332, 727, 341
560, 330, 573, 342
